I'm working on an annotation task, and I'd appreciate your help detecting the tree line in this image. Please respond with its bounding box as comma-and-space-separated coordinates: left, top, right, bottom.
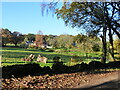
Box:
0, 28, 101, 51
0, 28, 35, 47
0, 28, 120, 63
41, 1, 120, 63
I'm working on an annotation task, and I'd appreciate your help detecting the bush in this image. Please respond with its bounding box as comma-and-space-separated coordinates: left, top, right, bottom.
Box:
52, 61, 68, 74
28, 44, 36, 49
92, 44, 100, 52
70, 58, 78, 63
80, 62, 89, 71
106, 61, 120, 68
53, 56, 61, 63
70, 64, 81, 72
45, 49, 54, 52
89, 61, 104, 70
2, 63, 42, 78
20, 43, 28, 48
54, 49, 67, 53
42, 66, 52, 75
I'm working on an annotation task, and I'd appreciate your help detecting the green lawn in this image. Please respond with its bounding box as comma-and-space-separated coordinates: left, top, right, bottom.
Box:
1, 47, 109, 67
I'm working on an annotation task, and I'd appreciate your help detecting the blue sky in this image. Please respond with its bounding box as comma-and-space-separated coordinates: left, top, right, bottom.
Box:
2, 2, 80, 35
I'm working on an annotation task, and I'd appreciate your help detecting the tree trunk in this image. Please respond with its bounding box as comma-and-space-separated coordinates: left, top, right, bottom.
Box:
108, 29, 115, 61
104, 2, 116, 61
101, 3, 107, 64
101, 27, 107, 64
111, 27, 120, 39
14, 43, 18, 46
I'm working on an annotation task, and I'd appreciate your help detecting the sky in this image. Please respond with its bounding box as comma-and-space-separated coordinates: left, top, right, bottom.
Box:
2, 2, 81, 35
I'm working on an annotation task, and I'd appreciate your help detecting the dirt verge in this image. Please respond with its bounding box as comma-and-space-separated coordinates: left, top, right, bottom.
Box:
2, 70, 120, 88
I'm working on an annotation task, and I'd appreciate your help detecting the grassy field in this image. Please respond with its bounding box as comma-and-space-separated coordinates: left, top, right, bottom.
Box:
1, 47, 109, 67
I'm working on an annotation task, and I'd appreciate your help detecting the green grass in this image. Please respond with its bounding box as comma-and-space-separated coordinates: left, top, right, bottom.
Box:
1, 47, 109, 67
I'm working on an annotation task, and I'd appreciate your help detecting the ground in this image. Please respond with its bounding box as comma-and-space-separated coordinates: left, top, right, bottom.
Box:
2, 70, 120, 88
75, 70, 119, 89
1, 47, 120, 88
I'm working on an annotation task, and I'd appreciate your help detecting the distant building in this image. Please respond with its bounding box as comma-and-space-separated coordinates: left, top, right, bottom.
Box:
40, 44, 52, 48
25, 41, 36, 46
25, 41, 52, 48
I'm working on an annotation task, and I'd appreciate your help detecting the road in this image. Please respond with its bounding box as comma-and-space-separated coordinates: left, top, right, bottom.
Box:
75, 70, 120, 89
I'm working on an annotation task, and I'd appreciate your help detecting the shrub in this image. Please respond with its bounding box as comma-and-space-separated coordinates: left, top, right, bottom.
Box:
52, 61, 68, 74
92, 44, 100, 52
53, 56, 61, 63
106, 61, 120, 68
80, 62, 89, 71
2, 63, 42, 78
42, 66, 52, 75
54, 49, 67, 53
70, 62, 89, 72
70, 64, 81, 72
20, 43, 28, 48
89, 61, 104, 70
70, 58, 78, 63
28, 44, 36, 49
45, 49, 54, 52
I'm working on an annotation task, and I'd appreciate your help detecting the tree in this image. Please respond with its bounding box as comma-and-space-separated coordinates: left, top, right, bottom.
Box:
10, 31, 24, 46
74, 34, 87, 44
49, 36, 58, 48
56, 34, 74, 49
74, 34, 101, 57
55, 2, 120, 37
45, 34, 74, 49
35, 30, 44, 48
44, 35, 57, 46
114, 36, 120, 60
25, 33, 35, 42
41, 2, 120, 63
0, 28, 12, 46
89, 36, 101, 52
54, 2, 120, 63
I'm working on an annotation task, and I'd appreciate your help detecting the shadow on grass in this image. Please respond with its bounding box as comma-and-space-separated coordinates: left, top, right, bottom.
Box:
2, 61, 120, 79
2, 46, 24, 50
2, 61, 55, 63
2, 62, 26, 63
2, 50, 88, 63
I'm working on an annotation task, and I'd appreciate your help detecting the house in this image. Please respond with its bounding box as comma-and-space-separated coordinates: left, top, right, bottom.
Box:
41, 44, 52, 48
25, 41, 36, 46
26, 41, 52, 48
